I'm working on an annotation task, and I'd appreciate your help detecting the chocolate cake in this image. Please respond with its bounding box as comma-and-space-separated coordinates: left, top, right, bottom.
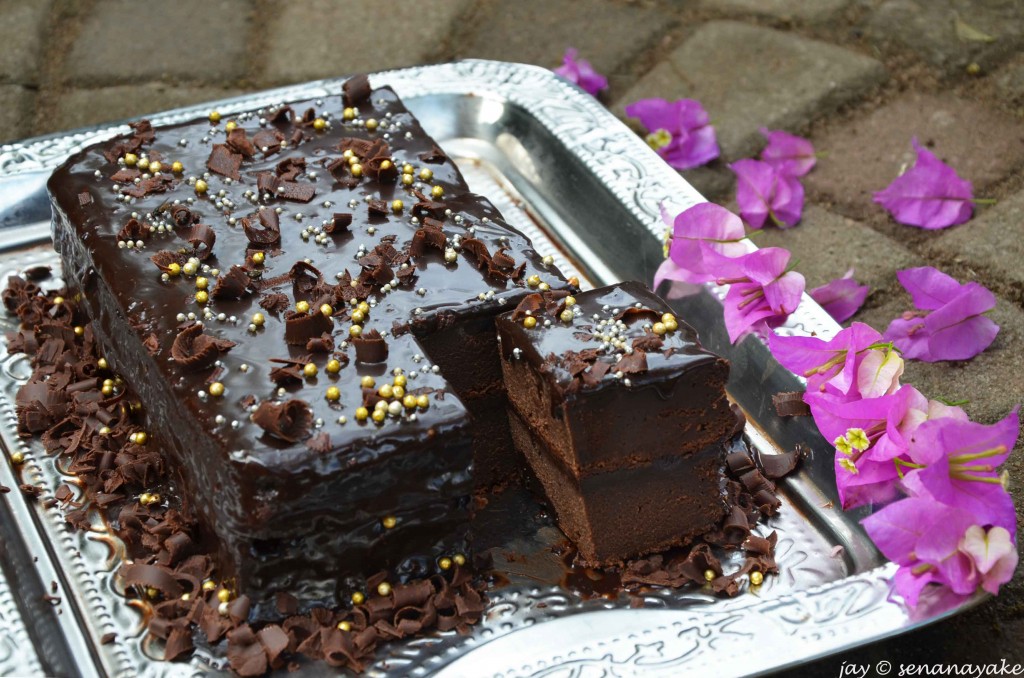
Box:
495, 281, 741, 566
46, 75, 566, 612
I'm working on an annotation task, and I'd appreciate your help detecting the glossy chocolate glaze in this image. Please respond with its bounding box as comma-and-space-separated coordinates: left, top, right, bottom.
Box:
496, 281, 737, 475
48, 83, 565, 603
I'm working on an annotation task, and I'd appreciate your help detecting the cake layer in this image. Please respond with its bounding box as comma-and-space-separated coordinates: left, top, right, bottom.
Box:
496, 281, 736, 476
508, 409, 727, 566
47, 77, 566, 602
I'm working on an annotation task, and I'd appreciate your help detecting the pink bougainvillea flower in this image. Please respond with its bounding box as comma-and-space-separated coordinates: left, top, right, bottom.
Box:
759, 128, 817, 177
873, 139, 974, 229
768, 322, 888, 399
703, 246, 804, 342
729, 159, 805, 229
883, 267, 999, 362
652, 202, 748, 289
863, 498, 983, 606
553, 48, 608, 97
899, 409, 1019, 536
625, 98, 720, 170
810, 269, 869, 323
959, 525, 1019, 596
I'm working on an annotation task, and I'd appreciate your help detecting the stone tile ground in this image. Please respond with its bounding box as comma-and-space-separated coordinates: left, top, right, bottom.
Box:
2, 0, 1023, 670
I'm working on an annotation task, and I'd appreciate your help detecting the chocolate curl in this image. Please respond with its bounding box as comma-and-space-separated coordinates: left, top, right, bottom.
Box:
342, 74, 372, 107
755, 444, 806, 480
327, 213, 352, 234
773, 391, 810, 417
184, 224, 216, 260
284, 310, 333, 346
150, 250, 186, 274
227, 625, 267, 677
226, 128, 256, 158
242, 208, 281, 246
615, 307, 661, 324
252, 399, 312, 443
117, 218, 148, 242
170, 323, 236, 371
275, 156, 306, 181
120, 562, 183, 598
351, 329, 388, 363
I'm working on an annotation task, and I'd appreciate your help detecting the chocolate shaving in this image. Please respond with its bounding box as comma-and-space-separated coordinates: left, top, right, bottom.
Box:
211, 266, 252, 300
275, 156, 306, 181
419, 144, 447, 163
117, 218, 148, 242
207, 144, 242, 180
772, 391, 810, 417
327, 213, 352, 234
252, 400, 312, 443
110, 169, 139, 183
275, 181, 316, 203
632, 334, 664, 352
226, 128, 257, 158
121, 174, 174, 198
150, 250, 186, 273
342, 74, 372, 107
284, 310, 333, 346
171, 323, 236, 371
616, 349, 648, 374
305, 432, 331, 453
121, 562, 183, 598
259, 292, 290, 314
755, 444, 806, 480
269, 106, 294, 125
351, 329, 388, 363
367, 199, 389, 216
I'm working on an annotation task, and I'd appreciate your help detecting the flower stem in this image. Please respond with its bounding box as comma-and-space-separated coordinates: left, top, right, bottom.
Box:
971, 198, 998, 205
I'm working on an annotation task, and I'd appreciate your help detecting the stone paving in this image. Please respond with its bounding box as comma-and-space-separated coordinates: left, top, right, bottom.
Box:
3, 0, 1023, 673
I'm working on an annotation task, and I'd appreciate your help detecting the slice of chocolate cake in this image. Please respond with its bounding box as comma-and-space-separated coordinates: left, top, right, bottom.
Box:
495, 281, 740, 566
46, 75, 566, 612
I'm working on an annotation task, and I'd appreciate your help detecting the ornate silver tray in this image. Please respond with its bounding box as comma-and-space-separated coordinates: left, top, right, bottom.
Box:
0, 60, 984, 677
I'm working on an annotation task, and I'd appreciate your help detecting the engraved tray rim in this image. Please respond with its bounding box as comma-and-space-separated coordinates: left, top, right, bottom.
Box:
0, 60, 987, 678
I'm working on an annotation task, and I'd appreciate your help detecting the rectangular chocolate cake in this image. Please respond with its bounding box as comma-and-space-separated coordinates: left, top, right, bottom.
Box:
495, 281, 740, 566
46, 75, 566, 611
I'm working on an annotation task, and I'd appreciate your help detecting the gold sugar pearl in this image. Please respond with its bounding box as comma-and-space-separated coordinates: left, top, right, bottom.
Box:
357, 301, 370, 313
217, 589, 231, 603
351, 591, 365, 604
74, 326, 85, 337
350, 164, 363, 177
101, 384, 114, 396
392, 385, 405, 399
381, 515, 397, 529
325, 386, 341, 402
703, 569, 716, 582
97, 358, 109, 370
195, 276, 209, 290
371, 409, 386, 423
182, 261, 198, 275
194, 179, 208, 194
251, 251, 265, 265
401, 174, 414, 186
10, 451, 25, 465
208, 382, 225, 397
181, 593, 191, 601
171, 161, 184, 174
665, 318, 679, 332
526, 275, 541, 288
343, 107, 356, 121
123, 152, 138, 166
217, 601, 229, 616
295, 300, 310, 314
750, 571, 764, 586
343, 150, 355, 160
350, 309, 366, 323
360, 376, 376, 388
137, 158, 150, 171
418, 168, 433, 181
453, 554, 466, 566
312, 118, 327, 131
379, 160, 392, 171
365, 119, 378, 132
378, 384, 394, 399
392, 199, 404, 212
320, 303, 334, 316
355, 407, 369, 421
326, 359, 342, 374
568, 276, 580, 288
167, 263, 181, 276
252, 312, 265, 327
565, 296, 577, 307
349, 325, 363, 338
402, 394, 417, 410
337, 621, 352, 632
303, 363, 318, 378
438, 557, 452, 571
652, 322, 667, 336
430, 185, 444, 198
376, 582, 391, 596
52, 296, 64, 305
523, 316, 537, 329
202, 580, 217, 592
416, 395, 429, 409
149, 161, 162, 173
195, 291, 209, 305
559, 309, 574, 323
208, 111, 221, 123
146, 587, 160, 599
224, 121, 238, 132
98, 426, 111, 436
401, 163, 414, 175
393, 374, 407, 387
133, 432, 148, 445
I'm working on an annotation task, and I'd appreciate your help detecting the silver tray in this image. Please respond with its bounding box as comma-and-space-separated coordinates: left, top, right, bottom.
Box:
0, 60, 984, 677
